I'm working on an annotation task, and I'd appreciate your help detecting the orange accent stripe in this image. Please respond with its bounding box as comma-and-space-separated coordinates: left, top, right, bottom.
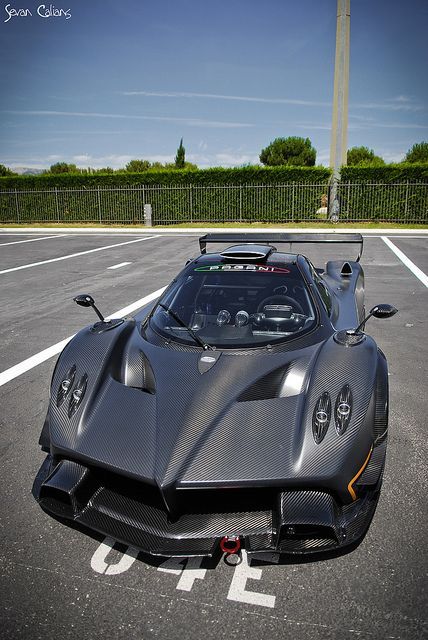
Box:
348, 446, 373, 501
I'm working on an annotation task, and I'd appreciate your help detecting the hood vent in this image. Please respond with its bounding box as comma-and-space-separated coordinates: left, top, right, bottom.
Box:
238, 365, 290, 402
141, 352, 156, 394
220, 244, 274, 261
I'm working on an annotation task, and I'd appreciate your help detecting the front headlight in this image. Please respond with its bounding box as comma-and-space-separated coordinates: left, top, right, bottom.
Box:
57, 364, 76, 407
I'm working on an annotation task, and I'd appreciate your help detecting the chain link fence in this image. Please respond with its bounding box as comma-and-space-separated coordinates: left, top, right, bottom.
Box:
0, 182, 427, 225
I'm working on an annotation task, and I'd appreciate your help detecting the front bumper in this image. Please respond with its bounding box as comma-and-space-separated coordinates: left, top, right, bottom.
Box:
33, 456, 380, 558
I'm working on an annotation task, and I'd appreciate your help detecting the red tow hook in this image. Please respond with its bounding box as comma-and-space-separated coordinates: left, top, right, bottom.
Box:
220, 536, 241, 556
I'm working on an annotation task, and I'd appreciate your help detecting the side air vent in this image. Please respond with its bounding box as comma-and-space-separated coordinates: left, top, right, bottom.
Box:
341, 261, 353, 276
220, 244, 274, 261
312, 392, 331, 444
334, 384, 352, 435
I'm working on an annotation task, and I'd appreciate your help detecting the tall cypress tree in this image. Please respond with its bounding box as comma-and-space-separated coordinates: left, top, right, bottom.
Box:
175, 138, 185, 168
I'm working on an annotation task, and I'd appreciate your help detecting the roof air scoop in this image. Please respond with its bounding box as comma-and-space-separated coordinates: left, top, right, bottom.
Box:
220, 244, 274, 261
341, 262, 353, 276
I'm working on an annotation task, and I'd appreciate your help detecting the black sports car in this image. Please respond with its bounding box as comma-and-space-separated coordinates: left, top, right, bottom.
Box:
33, 233, 397, 559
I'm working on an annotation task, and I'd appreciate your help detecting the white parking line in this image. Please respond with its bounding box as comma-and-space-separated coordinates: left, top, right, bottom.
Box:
382, 236, 428, 288
0, 234, 68, 247
107, 262, 132, 270
0, 286, 166, 387
0, 235, 159, 275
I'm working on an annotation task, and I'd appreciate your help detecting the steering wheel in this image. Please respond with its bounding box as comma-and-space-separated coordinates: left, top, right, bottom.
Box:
257, 295, 304, 315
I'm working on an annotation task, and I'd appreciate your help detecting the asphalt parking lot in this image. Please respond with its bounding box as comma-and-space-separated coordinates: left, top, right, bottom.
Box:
0, 230, 427, 640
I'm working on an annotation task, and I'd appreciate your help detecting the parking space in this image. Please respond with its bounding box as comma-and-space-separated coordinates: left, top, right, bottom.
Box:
0, 234, 195, 371
0, 232, 427, 639
0, 233, 162, 273
384, 237, 428, 274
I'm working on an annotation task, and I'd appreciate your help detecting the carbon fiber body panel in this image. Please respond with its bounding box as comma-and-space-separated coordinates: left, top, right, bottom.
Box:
33, 455, 381, 557
33, 238, 391, 558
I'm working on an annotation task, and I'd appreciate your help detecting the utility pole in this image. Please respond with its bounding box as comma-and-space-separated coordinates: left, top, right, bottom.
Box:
329, 0, 350, 219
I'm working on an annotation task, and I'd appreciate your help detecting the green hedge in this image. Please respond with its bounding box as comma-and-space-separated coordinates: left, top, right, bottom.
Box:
337, 164, 428, 222
0, 166, 331, 224
0, 183, 330, 225
1, 164, 427, 224
340, 163, 428, 183
0, 165, 331, 190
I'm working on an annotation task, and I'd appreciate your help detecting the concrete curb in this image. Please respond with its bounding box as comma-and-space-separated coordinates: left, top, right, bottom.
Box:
1, 226, 428, 235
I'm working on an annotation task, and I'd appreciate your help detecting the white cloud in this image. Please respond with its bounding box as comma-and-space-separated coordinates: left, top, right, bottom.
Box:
121, 90, 427, 111
353, 101, 424, 112
3, 110, 253, 129
120, 90, 330, 108
73, 154, 91, 162
145, 154, 174, 164
348, 114, 376, 122
315, 148, 331, 166
387, 95, 413, 104
295, 123, 331, 131
375, 122, 428, 129
378, 150, 406, 163
214, 152, 260, 166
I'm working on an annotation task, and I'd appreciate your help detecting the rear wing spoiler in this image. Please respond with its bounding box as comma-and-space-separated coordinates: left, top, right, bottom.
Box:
199, 233, 363, 261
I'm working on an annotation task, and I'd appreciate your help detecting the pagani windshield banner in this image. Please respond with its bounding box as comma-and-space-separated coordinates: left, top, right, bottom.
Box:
194, 264, 290, 273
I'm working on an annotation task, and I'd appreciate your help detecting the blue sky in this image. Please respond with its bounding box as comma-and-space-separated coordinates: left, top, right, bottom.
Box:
1, 0, 427, 170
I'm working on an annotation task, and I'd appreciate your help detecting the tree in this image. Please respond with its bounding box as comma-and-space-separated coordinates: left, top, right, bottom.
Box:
125, 159, 151, 172
95, 167, 115, 174
347, 146, 385, 165
259, 137, 316, 166
175, 138, 185, 168
149, 162, 165, 171
0, 164, 16, 176
164, 161, 198, 171
49, 162, 78, 174
182, 161, 198, 170
404, 142, 428, 163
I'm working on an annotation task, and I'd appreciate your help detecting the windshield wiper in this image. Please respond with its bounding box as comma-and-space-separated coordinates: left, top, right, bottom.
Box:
157, 302, 212, 350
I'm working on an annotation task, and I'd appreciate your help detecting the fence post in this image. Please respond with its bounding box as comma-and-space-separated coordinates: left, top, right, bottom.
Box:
55, 187, 60, 223
189, 184, 193, 223
344, 182, 349, 219
239, 184, 243, 223
144, 204, 152, 226
404, 180, 409, 220
14, 188, 20, 223
291, 183, 295, 223
97, 187, 102, 224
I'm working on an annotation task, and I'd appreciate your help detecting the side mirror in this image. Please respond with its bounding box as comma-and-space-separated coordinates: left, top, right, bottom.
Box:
73, 293, 105, 322
74, 294, 95, 308
352, 303, 398, 334
73, 293, 124, 333
370, 304, 398, 319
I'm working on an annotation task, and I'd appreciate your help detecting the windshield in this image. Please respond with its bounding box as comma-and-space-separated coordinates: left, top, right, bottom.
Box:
150, 261, 317, 348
